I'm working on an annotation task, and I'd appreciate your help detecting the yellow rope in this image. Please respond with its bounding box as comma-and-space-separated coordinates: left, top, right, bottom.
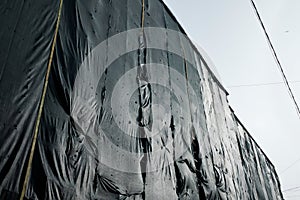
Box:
19, 0, 63, 199
141, 0, 145, 29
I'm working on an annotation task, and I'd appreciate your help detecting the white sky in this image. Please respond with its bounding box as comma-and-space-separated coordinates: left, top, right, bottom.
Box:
163, 0, 300, 199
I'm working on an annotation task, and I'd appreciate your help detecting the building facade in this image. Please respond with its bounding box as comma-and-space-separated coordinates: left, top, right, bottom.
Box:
0, 0, 283, 199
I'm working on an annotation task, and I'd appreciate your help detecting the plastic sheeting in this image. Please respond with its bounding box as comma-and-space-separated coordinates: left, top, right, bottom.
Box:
0, 0, 284, 199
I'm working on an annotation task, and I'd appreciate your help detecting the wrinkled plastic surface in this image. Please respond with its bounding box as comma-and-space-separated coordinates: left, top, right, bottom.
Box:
0, 0, 283, 199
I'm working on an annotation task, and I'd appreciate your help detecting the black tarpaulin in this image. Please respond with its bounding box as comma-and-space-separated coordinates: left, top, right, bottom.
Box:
0, 0, 284, 199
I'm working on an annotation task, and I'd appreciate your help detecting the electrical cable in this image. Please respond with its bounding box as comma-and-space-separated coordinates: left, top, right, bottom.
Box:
280, 157, 300, 174
250, 0, 300, 119
283, 186, 300, 193
228, 80, 300, 88
286, 196, 300, 198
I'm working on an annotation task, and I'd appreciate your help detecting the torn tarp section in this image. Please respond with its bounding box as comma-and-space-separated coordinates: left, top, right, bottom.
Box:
0, 0, 283, 199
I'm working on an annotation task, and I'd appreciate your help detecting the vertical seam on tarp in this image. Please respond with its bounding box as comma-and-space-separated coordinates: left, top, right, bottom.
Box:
19, 0, 64, 199
180, 42, 194, 124
140, 1, 145, 199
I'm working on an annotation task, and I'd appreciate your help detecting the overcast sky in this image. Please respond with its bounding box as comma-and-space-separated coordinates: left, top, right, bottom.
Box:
163, 0, 300, 199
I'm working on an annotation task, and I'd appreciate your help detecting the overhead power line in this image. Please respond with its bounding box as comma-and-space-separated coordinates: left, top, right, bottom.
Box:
250, 0, 300, 119
228, 80, 300, 88
285, 195, 300, 199
280, 157, 300, 174
283, 186, 300, 193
